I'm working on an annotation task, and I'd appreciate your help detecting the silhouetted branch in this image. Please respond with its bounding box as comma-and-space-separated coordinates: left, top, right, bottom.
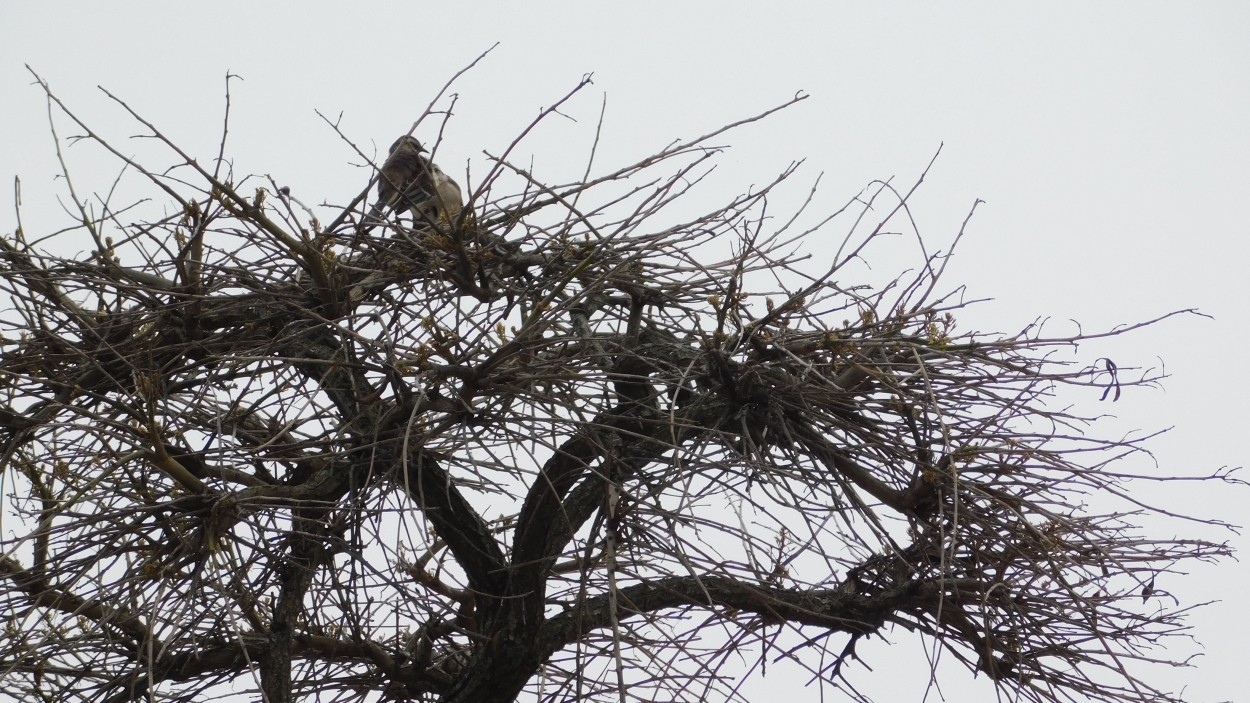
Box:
0, 69, 1234, 703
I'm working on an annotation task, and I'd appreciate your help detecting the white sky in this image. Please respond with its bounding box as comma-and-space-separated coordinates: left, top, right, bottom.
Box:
2, 3, 1247, 702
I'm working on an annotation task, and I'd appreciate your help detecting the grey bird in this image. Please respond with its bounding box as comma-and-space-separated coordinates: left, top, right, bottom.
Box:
370, 136, 463, 226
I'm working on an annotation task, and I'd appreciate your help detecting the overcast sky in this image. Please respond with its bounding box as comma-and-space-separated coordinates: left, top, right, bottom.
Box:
2, 3, 1247, 702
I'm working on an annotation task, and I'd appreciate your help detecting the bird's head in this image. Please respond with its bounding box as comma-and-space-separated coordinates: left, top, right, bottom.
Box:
388, 135, 426, 155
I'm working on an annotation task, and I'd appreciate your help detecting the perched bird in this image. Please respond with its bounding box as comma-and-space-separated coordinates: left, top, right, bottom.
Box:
427, 161, 464, 223
371, 136, 463, 226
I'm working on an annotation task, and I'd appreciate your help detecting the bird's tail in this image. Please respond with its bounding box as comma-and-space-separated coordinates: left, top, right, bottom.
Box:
365, 201, 389, 227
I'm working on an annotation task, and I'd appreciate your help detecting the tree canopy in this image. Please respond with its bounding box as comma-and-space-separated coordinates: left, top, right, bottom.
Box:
0, 71, 1236, 703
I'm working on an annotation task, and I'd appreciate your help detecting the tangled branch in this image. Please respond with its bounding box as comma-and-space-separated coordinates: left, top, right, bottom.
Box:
0, 69, 1235, 703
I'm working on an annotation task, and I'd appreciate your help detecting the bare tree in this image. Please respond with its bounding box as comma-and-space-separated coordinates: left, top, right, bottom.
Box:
0, 70, 1237, 703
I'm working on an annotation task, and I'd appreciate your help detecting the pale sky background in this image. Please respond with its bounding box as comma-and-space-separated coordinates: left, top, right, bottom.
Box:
2, 3, 1247, 702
